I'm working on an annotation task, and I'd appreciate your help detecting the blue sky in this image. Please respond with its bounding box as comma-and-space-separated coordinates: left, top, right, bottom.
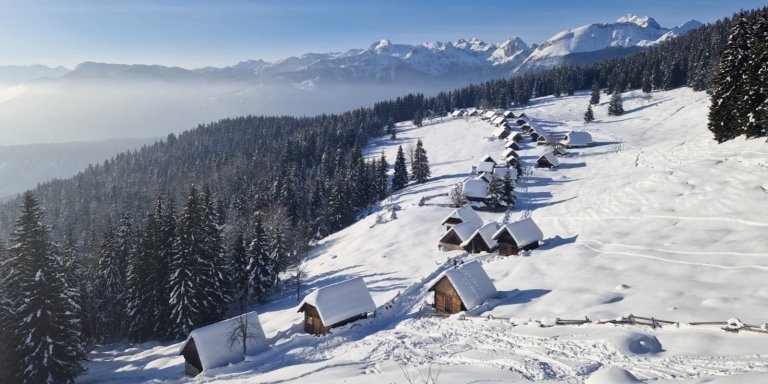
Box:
0, 0, 765, 68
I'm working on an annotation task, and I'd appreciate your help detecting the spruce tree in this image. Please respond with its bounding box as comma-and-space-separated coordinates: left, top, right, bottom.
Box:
413, 110, 423, 127
608, 91, 624, 116
501, 171, 516, 207
6, 192, 85, 383
231, 233, 250, 311
411, 139, 431, 183
169, 186, 208, 338
156, 196, 177, 338
391, 146, 409, 191
708, 12, 752, 142
96, 220, 123, 339
376, 152, 389, 200
589, 83, 600, 105
270, 226, 289, 280
485, 175, 504, 208
741, 11, 768, 138
125, 210, 161, 341
247, 218, 273, 303
584, 104, 595, 123
200, 185, 228, 325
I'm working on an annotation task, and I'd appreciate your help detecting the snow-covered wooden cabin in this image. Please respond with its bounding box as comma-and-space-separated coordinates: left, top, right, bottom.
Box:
492, 115, 507, 126
441, 205, 482, 230
510, 132, 524, 143
492, 218, 544, 256
518, 113, 528, 119
297, 277, 376, 335
554, 147, 568, 157
503, 110, 515, 118
461, 222, 499, 254
476, 172, 493, 183
480, 154, 497, 165
536, 152, 560, 168
520, 124, 532, 133
505, 140, 521, 151
537, 135, 549, 146
560, 131, 593, 148
428, 261, 498, 314
516, 118, 528, 126
462, 178, 489, 202
493, 166, 518, 180
438, 220, 481, 251
450, 109, 464, 118
492, 126, 510, 140
466, 108, 479, 116
476, 160, 495, 174
503, 147, 519, 160
482, 110, 497, 120
505, 156, 520, 169
179, 311, 269, 377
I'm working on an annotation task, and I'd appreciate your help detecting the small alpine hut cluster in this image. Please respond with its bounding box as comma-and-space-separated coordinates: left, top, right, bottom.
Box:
464, 154, 519, 203
493, 217, 544, 256
297, 277, 376, 335
179, 311, 270, 377
428, 260, 498, 314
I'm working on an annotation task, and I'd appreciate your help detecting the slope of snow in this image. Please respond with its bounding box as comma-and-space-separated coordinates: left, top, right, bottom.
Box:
81, 88, 768, 383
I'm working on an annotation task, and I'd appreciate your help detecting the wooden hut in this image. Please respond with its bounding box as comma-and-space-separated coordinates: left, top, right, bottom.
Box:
536, 152, 560, 168
554, 147, 568, 157
560, 131, 593, 148
493, 166, 517, 180
503, 147, 519, 160
476, 160, 495, 174
492, 126, 510, 140
428, 261, 498, 314
438, 221, 481, 251
179, 311, 269, 377
503, 110, 515, 118
462, 179, 489, 202
505, 140, 521, 151
537, 135, 549, 146
480, 154, 497, 165
461, 222, 499, 254
530, 132, 540, 141
297, 277, 376, 335
491, 218, 544, 256
505, 157, 521, 169
516, 118, 528, 126
441, 205, 482, 230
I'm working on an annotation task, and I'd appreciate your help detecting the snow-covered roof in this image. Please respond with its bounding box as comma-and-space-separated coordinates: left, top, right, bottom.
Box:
298, 277, 376, 326
504, 140, 517, 148
430, 261, 497, 310
561, 131, 593, 147
538, 151, 560, 167
503, 111, 515, 118
492, 218, 544, 247
460, 222, 500, 249
494, 166, 517, 179
483, 110, 497, 119
441, 205, 482, 226
492, 116, 506, 125
463, 179, 488, 199
476, 161, 495, 173
480, 154, 496, 164
492, 126, 509, 139
503, 148, 519, 159
477, 172, 493, 183
179, 311, 269, 372
450, 110, 462, 117
442, 220, 482, 244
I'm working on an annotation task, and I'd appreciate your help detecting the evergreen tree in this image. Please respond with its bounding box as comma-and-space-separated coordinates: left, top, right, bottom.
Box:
391, 146, 409, 191
6, 192, 86, 383
584, 104, 595, 123
247, 218, 273, 303
386, 117, 396, 139
708, 12, 752, 142
96, 220, 123, 339
485, 175, 504, 208
200, 185, 228, 324
326, 176, 353, 231
115, 212, 134, 297
125, 210, 161, 341
589, 83, 600, 105
155, 196, 177, 338
270, 226, 289, 280
168, 186, 209, 338
608, 91, 624, 116
741, 11, 768, 138
230, 233, 250, 311
413, 110, 423, 127
501, 171, 517, 207
410, 139, 431, 183
376, 152, 389, 200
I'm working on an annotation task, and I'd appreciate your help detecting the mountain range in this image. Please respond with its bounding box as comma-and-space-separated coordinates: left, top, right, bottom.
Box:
5, 14, 701, 86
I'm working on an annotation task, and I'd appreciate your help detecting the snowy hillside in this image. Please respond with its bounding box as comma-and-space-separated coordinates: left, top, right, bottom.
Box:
82, 87, 768, 383
518, 14, 703, 72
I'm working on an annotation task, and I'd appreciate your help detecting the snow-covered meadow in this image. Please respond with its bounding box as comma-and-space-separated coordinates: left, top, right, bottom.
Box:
82, 88, 768, 383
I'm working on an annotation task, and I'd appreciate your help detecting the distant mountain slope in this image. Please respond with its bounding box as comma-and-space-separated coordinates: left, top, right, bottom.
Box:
517, 14, 703, 73
0, 64, 70, 83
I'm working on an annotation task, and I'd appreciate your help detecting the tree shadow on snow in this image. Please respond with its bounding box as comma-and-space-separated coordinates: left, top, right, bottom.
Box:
504, 289, 551, 305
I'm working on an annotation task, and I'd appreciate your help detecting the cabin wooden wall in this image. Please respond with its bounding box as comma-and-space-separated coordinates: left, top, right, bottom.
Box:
432, 277, 464, 314
181, 338, 203, 377
303, 304, 327, 335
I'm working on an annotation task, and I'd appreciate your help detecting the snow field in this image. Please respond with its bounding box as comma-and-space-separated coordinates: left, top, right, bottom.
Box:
82, 88, 768, 383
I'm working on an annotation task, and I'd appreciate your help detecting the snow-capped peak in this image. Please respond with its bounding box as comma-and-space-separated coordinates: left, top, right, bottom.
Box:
374, 39, 392, 51
616, 13, 661, 29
